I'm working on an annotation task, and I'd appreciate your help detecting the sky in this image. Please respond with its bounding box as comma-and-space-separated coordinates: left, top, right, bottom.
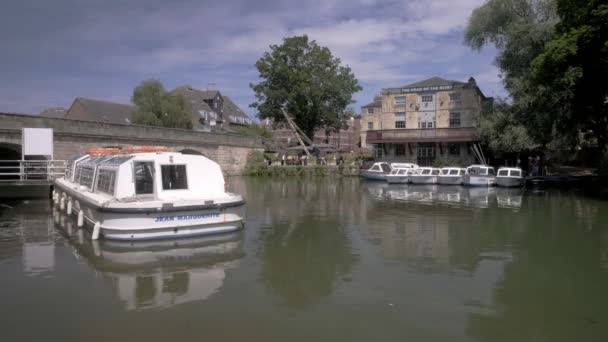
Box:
0, 0, 503, 117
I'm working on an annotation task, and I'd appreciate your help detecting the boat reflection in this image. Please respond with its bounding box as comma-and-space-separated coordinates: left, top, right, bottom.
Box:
55, 213, 244, 311
364, 183, 524, 210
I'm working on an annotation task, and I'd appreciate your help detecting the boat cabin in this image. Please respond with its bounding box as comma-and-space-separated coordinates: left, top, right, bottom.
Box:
440, 167, 467, 176
389, 168, 410, 176
466, 165, 496, 176
367, 162, 392, 173
497, 167, 522, 178
391, 163, 418, 170
66, 152, 226, 201
413, 167, 441, 176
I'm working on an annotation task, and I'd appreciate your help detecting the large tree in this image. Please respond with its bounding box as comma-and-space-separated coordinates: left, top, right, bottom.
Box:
480, 98, 535, 153
131, 80, 192, 129
465, 0, 559, 146
529, 0, 608, 154
250, 35, 362, 140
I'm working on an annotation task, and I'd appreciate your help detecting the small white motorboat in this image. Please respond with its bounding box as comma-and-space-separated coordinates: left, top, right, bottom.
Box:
438, 167, 467, 185
409, 167, 441, 184
385, 168, 410, 184
53, 146, 245, 241
360, 162, 392, 181
463, 164, 496, 187
496, 167, 524, 187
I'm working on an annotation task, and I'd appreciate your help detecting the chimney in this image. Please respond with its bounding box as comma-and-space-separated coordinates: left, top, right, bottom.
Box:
468, 77, 477, 87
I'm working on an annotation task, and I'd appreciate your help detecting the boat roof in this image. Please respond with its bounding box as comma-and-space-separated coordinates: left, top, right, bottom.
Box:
441, 167, 466, 170
467, 164, 494, 169
498, 167, 522, 171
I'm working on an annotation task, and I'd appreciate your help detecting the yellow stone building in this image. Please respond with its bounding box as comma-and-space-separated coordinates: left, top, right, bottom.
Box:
360, 77, 487, 166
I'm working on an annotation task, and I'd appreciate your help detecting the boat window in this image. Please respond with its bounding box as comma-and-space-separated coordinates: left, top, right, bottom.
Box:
441, 169, 448, 175
488, 168, 496, 175
498, 170, 509, 176
449, 169, 459, 175
161, 165, 188, 190
511, 170, 521, 177
134, 162, 155, 194
398, 169, 407, 175
431, 169, 440, 175
460, 169, 466, 175
96, 169, 116, 195
381, 164, 391, 173
370, 165, 381, 172
422, 169, 430, 175
76, 164, 95, 189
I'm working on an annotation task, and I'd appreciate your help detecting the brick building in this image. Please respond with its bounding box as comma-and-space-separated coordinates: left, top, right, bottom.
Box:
360, 76, 488, 166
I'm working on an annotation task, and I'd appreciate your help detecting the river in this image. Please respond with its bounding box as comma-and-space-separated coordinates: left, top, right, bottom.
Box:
1, 177, 608, 341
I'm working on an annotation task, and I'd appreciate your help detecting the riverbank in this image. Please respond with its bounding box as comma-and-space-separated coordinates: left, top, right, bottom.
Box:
243, 164, 360, 177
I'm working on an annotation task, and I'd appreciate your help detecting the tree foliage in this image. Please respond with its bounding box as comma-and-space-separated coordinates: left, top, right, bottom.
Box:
480, 98, 535, 153
465, 0, 608, 155
131, 80, 192, 129
250, 35, 362, 139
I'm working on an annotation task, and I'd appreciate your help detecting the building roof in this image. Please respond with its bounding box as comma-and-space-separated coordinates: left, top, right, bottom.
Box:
171, 86, 252, 126
223, 96, 252, 124
401, 76, 465, 89
67, 97, 135, 125
173, 85, 220, 101
39, 107, 67, 118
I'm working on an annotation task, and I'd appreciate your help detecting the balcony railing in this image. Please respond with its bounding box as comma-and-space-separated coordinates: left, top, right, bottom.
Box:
0, 160, 66, 183
366, 127, 479, 143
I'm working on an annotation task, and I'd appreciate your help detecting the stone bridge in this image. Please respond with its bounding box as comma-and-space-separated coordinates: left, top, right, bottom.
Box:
0, 112, 263, 175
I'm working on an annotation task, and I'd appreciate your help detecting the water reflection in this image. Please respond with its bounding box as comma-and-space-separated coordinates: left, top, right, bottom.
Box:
55, 215, 245, 311
364, 182, 524, 210
0, 199, 56, 276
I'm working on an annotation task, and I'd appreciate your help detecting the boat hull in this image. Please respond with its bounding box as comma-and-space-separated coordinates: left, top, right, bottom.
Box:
410, 175, 437, 184
496, 177, 524, 187
360, 171, 388, 181
386, 175, 409, 184
437, 176, 463, 185
463, 175, 496, 187
54, 181, 245, 241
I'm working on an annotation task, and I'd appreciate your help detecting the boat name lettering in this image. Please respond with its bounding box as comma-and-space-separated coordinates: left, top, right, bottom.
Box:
155, 213, 220, 222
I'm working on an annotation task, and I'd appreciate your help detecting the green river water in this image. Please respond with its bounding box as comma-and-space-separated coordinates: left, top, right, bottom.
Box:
1, 177, 608, 341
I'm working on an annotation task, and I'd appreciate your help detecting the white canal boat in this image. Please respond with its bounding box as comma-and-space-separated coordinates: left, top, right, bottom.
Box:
438, 167, 467, 185
496, 167, 524, 187
360, 162, 392, 181
409, 167, 441, 184
53, 147, 245, 241
463, 164, 496, 187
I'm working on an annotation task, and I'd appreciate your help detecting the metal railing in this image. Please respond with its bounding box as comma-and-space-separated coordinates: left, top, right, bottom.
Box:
0, 160, 66, 182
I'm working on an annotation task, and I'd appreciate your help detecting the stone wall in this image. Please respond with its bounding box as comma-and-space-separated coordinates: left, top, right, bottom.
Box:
0, 112, 263, 175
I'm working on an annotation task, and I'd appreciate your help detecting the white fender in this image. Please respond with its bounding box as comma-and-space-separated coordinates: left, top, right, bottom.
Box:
77, 210, 84, 227
92, 222, 101, 240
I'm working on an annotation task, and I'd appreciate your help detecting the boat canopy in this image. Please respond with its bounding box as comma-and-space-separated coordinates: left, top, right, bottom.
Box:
498, 168, 522, 177
467, 165, 496, 176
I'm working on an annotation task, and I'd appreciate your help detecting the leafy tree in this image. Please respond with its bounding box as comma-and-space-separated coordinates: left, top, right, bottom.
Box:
464, 0, 559, 145
131, 80, 192, 129
529, 0, 608, 154
250, 35, 362, 139
480, 98, 535, 153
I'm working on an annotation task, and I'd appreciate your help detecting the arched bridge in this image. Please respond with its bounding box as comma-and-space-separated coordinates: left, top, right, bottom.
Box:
0, 112, 263, 175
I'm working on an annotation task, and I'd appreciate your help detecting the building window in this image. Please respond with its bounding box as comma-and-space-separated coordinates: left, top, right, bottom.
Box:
449, 112, 461, 127
395, 144, 406, 156
366, 108, 373, 115
449, 93, 461, 102
448, 143, 460, 156
368, 122, 373, 130
395, 112, 405, 128
394, 96, 406, 106
418, 120, 435, 129
161, 165, 188, 190
421, 95, 433, 102
373, 146, 383, 158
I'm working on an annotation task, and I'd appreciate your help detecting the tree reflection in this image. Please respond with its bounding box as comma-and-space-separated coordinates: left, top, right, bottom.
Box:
466, 194, 608, 342
260, 217, 357, 308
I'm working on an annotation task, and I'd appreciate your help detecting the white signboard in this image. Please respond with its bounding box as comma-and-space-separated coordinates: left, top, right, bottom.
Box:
22, 128, 54, 157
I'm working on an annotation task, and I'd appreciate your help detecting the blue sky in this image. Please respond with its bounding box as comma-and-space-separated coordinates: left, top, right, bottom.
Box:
0, 0, 503, 117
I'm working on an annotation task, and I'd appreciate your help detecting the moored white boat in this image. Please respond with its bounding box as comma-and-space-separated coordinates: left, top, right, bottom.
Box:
360, 162, 392, 181
463, 164, 496, 187
438, 167, 466, 185
385, 168, 410, 184
496, 167, 524, 187
409, 167, 440, 184
53, 147, 245, 241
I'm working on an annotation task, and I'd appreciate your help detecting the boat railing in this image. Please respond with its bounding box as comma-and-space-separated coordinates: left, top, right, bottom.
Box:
0, 160, 67, 182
